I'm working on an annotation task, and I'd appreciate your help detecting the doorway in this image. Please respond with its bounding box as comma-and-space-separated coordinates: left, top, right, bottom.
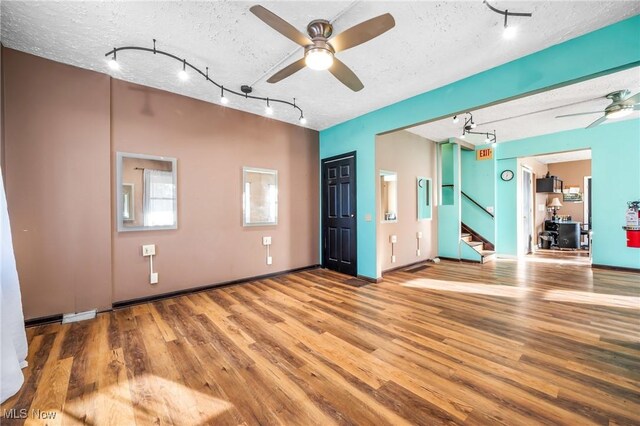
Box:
521, 168, 534, 255
321, 152, 357, 276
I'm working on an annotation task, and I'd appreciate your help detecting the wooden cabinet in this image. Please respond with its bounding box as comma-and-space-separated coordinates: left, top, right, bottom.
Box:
536, 176, 563, 193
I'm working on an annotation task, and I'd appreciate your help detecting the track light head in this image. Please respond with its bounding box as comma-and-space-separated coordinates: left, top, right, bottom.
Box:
503, 25, 518, 39
221, 95, 229, 105
108, 58, 119, 71
471, 122, 477, 129
299, 115, 307, 125
452, 115, 459, 124
461, 132, 466, 139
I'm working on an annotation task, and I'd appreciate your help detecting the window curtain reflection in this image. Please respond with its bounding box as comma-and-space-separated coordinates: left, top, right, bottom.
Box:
143, 169, 175, 227
1, 171, 28, 403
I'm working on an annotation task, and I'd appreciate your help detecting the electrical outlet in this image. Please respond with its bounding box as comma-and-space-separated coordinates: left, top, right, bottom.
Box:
391, 255, 396, 263
267, 256, 273, 265
150, 272, 158, 284
416, 249, 421, 256
142, 244, 156, 256
262, 236, 272, 246
416, 231, 422, 239
390, 235, 397, 244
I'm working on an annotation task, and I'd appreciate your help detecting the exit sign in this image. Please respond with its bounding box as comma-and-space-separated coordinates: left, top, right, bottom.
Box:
476, 148, 493, 160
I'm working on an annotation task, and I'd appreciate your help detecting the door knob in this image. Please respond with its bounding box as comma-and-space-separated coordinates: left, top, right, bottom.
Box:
350, 214, 355, 218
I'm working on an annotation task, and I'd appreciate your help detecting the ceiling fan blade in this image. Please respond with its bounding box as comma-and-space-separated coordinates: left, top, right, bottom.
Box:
329, 13, 395, 53
586, 115, 607, 129
266, 57, 307, 83
250, 5, 312, 47
555, 111, 602, 118
329, 58, 364, 92
621, 91, 640, 106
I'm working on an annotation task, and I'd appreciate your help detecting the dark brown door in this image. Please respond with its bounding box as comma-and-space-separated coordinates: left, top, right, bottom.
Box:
322, 152, 357, 276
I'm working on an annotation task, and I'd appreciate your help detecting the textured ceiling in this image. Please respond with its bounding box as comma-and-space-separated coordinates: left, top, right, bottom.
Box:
1, 1, 639, 130
532, 149, 591, 164
405, 66, 640, 144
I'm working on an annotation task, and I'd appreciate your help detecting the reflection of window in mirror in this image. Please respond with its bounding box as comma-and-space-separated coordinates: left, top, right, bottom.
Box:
417, 177, 432, 220
116, 152, 177, 232
380, 170, 398, 223
122, 183, 135, 221
243, 167, 278, 226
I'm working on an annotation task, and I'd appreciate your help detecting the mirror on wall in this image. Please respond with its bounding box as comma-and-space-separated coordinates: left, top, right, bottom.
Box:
116, 152, 177, 232
417, 177, 432, 220
380, 170, 398, 223
243, 167, 278, 226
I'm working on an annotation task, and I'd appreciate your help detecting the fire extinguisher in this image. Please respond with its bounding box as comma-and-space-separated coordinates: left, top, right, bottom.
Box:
624, 200, 640, 248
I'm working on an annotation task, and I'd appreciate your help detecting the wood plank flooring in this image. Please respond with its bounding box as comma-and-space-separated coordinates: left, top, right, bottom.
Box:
2, 259, 639, 425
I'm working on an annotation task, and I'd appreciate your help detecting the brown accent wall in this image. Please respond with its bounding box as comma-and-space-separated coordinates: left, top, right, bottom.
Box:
1, 48, 319, 319
110, 79, 318, 303
2, 48, 112, 319
548, 159, 591, 224
376, 131, 438, 275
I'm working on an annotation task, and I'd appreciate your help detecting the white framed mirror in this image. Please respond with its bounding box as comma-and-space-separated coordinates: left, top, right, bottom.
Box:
417, 177, 432, 220
380, 170, 398, 223
116, 152, 177, 232
243, 167, 278, 226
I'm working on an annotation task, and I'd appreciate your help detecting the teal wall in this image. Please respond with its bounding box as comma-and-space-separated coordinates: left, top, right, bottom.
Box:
319, 15, 640, 278
495, 119, 640, 269
438, 143, 461, 258
461, 148, 496, 243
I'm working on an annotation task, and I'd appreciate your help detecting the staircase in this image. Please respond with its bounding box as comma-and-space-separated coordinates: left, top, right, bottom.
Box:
460, 227, 495, 264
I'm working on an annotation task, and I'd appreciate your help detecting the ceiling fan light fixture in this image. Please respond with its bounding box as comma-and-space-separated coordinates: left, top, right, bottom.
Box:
305, 47, 334, 71
607, 106, 633, 119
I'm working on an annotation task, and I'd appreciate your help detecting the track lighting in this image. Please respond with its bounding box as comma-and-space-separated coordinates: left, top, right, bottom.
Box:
457, 111, 498, 144
107, 50, 119, 70
104, 40, 306, 125
178, 59, 189, 81
503, 25, 518, 40
220, 87, 229, 105
452, 115, 459, 124
484, 0, 532, 39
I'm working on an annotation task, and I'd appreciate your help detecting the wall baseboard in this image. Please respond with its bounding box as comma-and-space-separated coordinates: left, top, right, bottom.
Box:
382, 259, 434, 275
112, 264, 321, 308
592, 263, 640, 273
357, 274, 382, 283
25, 265, 320, 327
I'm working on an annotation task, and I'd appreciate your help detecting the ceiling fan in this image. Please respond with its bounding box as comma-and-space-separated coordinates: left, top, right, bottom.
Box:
556, 90, 640, 128
250, 5, 395, 92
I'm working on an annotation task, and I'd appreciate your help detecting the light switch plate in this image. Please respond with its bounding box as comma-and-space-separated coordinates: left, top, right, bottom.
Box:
416, 249, 421, 256
267, 256, 273, 265
262, 236, 272, 246
390, 235, 397, 243
150, 272, 158, 284
391, 255, 396, 263
142, 244, 156, 256
416, 232, 422, 239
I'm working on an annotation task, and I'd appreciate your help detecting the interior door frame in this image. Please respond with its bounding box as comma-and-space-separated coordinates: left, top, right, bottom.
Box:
584, 175, 592, 228
321, 151, 357, 275
521, 167, 534, 255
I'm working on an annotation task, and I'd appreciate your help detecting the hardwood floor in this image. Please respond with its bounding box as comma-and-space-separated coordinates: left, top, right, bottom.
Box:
2, 259, 639, 425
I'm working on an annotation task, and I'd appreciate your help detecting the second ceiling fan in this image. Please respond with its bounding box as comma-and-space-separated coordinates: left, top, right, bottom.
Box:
250, 5, 395, 92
